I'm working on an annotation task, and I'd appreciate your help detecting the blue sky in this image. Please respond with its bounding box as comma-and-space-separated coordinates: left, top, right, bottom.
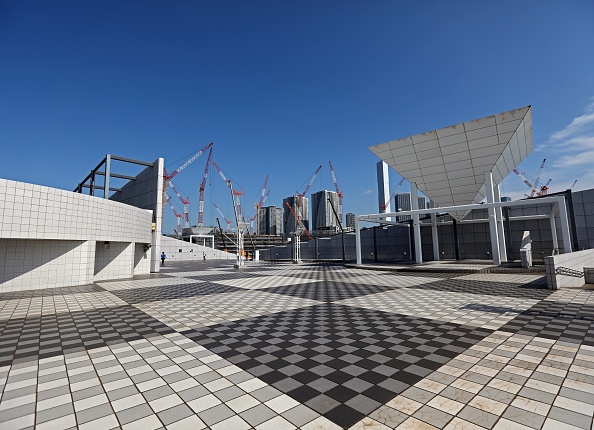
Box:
1, 1, 594, 233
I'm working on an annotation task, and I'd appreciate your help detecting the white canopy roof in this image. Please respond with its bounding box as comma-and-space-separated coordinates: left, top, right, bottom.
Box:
369, 106, 532, 220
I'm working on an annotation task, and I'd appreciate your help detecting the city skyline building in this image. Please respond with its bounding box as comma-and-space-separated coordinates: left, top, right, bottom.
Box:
311, 190, 340, 234
257, 205, 283, 235
346, 213, 356, 229
283, 196, 309, 235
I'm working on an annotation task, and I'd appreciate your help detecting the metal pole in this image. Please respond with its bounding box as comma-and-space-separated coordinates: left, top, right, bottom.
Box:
550, 211, 559, 252
430, 200, 439, 261
410, 183, 422, 263
484, 171, 501, 265
104, 154, 111, 199
494, 185, 507, 262
452, 219, 460, 260
557, 196, 572, 253
355, 216, 362, 265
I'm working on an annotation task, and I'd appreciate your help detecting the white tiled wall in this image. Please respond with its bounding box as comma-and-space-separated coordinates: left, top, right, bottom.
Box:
160, 236, 235, 261
0, 178, 154, 291
134, 242, 151, 274
109, 158, 163, 272
0, 239, 94, 292
545, 248, 594, 289
93, 241, 134, 281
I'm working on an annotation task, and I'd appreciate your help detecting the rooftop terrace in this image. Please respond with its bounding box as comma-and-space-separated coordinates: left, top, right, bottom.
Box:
1, 260, 593, 429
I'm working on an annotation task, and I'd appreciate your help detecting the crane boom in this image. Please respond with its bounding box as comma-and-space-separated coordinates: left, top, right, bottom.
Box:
285, 201, 312, 240
168, 180, 190, 229
297, 165, 322, 197
197, 147, 213, 227
213, 203, 232, 231
531, 158, 546, 197
163, 142, 213, 181
212, 161, 244, 223
328, 161, 343, 221
381, 177, 406, 211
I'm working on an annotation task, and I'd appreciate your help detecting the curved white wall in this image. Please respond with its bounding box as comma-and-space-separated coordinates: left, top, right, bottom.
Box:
0, 178, 153, 291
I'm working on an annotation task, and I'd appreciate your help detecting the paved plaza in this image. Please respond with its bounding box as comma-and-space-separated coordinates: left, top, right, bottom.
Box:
1, 260, 593, 429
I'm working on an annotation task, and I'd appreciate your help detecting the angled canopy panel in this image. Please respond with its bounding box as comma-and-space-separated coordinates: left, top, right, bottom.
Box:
369, 106, 532, 221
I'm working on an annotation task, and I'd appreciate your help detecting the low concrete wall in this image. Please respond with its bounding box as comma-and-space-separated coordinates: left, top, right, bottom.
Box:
160, 236, 235, 261
545, 248, 594, 289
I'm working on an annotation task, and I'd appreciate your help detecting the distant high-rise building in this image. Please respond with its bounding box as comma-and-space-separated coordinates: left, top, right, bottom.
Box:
283, 196, 309, 235
346, 213, 356, 229
417, 196, 428, 210
257, 206, 283, 235
311, 190, 340, 233
395, 193, 411, 222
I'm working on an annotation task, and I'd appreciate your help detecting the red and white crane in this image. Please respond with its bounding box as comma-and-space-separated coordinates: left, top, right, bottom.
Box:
213, 203, 232, 232
297, 165, 322, 198
248, 175, 270, 232
285, 201, 312, 240
328, 161, 343, 221
212, 161, 245, 223
197, 147, 213, 227
166, 197, 183, 237
162, 142, 213, 221
168, 180, 190, 229
513, 158, 549, 197
381, 177, 406, 211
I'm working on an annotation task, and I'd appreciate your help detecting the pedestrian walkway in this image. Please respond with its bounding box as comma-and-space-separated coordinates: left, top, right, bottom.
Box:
1, 261, 593, 429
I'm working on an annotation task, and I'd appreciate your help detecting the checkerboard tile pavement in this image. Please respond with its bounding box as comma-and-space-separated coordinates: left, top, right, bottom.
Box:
1, 260, 593, 429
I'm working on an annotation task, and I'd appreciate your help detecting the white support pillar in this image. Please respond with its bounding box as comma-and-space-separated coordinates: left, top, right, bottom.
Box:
485, 171, 501, 265
430, 200, 440, 261
550, 211, 559, 252
355, 216, 362, 265
494, 185, 507, 262
557, 196, 572, 253
410, 183, 422, 263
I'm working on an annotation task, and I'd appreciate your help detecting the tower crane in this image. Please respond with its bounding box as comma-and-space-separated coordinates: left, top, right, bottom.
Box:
328, 161, 343, 221
297, 165, 322, 198
513, 158, 549, 197
166, 197, 182, 237
197, 147, 213, 227
381, 177, 406, 212
247, 175, 269, 233
168, 181, 190, 229
212, 161, 245, 223
162, 142, 213, 219
213, 203, 232, 232
285, 201, 312, 240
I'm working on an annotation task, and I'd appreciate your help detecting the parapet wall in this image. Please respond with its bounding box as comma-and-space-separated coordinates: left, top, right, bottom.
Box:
0, 178, 153, 291
160, 236, 235, 261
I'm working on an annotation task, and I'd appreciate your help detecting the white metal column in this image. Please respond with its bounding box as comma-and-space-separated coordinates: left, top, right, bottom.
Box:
430, 200, 439, 261
355, 216, 362, 265
411, 183, 422, 263
550, 211, 559, 252
494, 185, 507, 262
485, 171, 501, 265
557, 196, 572, 253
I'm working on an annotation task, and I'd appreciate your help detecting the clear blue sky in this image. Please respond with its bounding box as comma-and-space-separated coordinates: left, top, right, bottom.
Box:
1, 1, 594, 233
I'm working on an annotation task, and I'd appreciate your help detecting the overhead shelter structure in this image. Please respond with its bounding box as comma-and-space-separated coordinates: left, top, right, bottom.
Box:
358, 106, 573, 265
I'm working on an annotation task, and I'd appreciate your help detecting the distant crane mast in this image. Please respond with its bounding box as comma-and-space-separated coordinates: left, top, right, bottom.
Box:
285, 201, 312, 240
168, 181, 190, 229
197, 147, 213, 227
213, 203, 232, 232
381, 177, 406, 212
166, 197, 182, 237
212, 161, 245, 222
291, 164, 322, 238
162, 141, 213, 221
248, 175, 269, 233
328, 161, 343, 222
530, 158, 546, 197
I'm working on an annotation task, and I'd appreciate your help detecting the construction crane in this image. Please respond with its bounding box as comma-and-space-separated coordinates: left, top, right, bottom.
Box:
212, 161, 245, 223
197, 147, 213, 227
513, 158, 549, 197
166, 197, 182, 237
297, 165, 322, 198
213, 203, 232, 232
285, 201, 312, 240
328, 161, 343, 221
381, 177, 406, 212
162, 142, 213, 220
168, 180, 190, 229
248, 176, 270, 233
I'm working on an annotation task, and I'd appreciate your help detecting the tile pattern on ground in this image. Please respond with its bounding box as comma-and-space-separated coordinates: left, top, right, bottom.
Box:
1, 259, 593, 430
183, 303, 493, 429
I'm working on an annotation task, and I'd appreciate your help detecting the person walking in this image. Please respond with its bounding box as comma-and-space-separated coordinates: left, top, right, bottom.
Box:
161, 252, 166, 266
203, 252, 206, 261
